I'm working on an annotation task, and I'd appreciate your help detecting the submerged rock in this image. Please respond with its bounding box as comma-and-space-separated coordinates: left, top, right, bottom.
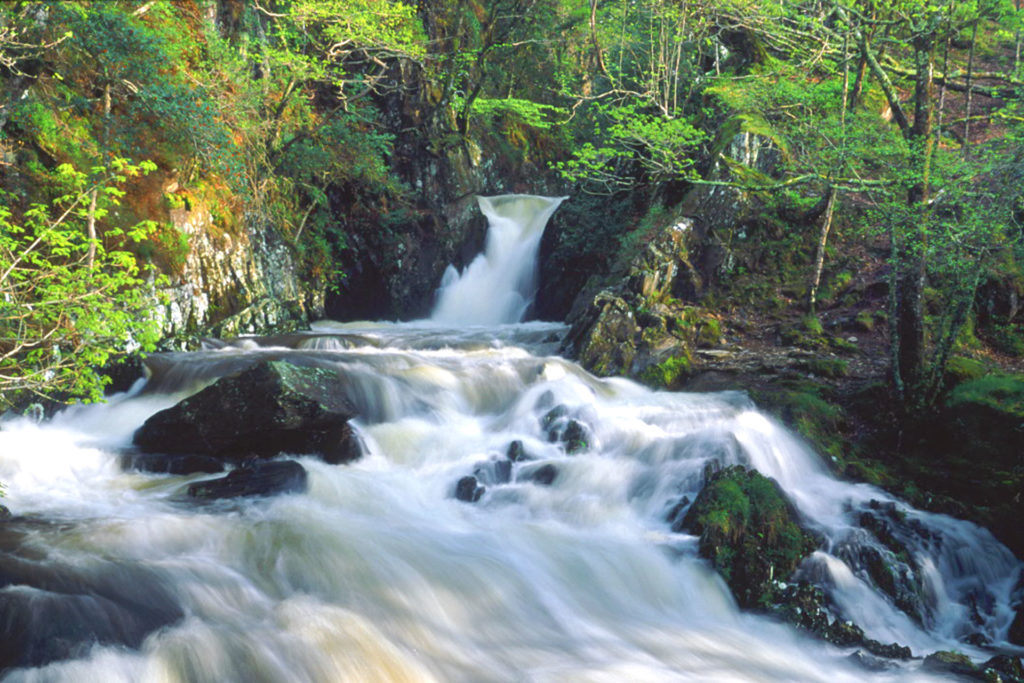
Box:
1011, 601, 1024, 646
121, 452, 225, 475
506, 440, 533, 462
681, 465, 817, 609
186, 460, 308, 500
518, 463, 558, 486
455, 476, 485, 503
473, 458, 512, 486
133, 361, 362, 466
0, 522, 184, 670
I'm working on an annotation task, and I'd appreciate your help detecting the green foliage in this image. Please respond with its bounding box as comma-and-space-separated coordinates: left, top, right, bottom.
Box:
0, 159, 166, 408
467, 98, 566, 130
555, 102, 705, 191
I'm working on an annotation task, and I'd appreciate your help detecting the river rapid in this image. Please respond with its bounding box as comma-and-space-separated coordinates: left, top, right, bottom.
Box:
0, 196, 1020, 682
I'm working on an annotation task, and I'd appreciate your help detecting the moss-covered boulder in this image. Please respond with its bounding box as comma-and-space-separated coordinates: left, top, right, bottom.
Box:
133, 361, 362, 466
931, 374, 1024, 557
942, 375, 1024, 465
921, 651, 979, 678
564, 291, 639, 376
680, 465, 817, 608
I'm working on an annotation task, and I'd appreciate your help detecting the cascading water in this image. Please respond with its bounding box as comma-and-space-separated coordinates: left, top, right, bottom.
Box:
431, 194, 566, 325
0, 196, 1021, 682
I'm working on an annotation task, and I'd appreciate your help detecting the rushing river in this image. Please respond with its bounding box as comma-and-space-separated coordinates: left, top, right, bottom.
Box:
0, 196, 1020, 682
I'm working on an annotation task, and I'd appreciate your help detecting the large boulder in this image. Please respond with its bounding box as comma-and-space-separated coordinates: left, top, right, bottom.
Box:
133, 361, 361, 465
680, 465, 817, 609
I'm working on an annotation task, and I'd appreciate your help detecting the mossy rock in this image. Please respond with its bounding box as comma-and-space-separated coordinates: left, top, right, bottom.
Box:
921, 651, 979, 678
943, 356, 989, 386
802, 357, 849, 378
638, 353, 693, 389
942, 374, 1024, 469
680, 466, 817, 609
133, 360, 362, 466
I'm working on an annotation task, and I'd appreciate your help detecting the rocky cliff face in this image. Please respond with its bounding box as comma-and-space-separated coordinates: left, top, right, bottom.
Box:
156, 204, 321, 347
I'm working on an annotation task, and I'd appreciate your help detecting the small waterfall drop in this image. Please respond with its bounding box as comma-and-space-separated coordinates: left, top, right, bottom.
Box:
431, 194, 566, 325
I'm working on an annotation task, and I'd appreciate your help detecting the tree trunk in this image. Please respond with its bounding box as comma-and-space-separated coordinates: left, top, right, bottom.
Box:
964, 17, 979, 157
894, 33, 936, 404
807, 187, 837, 314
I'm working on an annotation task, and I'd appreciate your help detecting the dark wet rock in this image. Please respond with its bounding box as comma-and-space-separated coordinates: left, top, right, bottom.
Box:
520, 463, 558, 486
771, 583, 832, 636
455, 476, 485, 503
121, 452, 225, 475
506, 440, 533, 462
0, 523, 184, 670
862, 639, 911, 660
542, 406, 591, 454
473, 458, 512, 485
922, 651, 980, 678
561, 420, 589, 454
846, 650, 897, 673
777, 604, 917, 661
835, 537, 924, 625
682, 465, 817, 609
1011, 601, 1024, 646
665, 496, 691, 530
534, 390, 556, 412
835, 502, 928, 625
827, 619, 865, 646
133, 361, 361, 465
541, 405, 569, 430
983, 655, 1024, 682
563, 291, 638, 377
186, 460, 308, 500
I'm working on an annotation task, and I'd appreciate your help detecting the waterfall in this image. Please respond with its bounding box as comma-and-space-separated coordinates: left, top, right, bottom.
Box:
431, 194, 566, 325
0, 195, 1021, 681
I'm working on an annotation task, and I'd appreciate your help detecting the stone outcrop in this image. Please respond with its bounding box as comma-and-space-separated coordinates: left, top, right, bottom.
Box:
132, 360, 362, 466
561, 217, 720, 384
158, 203, 321, 346
676, 465, 817, 609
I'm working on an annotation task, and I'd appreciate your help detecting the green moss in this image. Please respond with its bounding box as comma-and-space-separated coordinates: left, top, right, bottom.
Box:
944, 356, 989, 385
803, 357, 849, 378
802, 315, 824, 336
947, 374, 1024, 416
854, 310, 875, 332
639, 353, 692, 389
682, 466, 816, 608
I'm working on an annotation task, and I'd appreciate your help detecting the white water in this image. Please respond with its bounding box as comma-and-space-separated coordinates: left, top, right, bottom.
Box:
0, 197, 1021, 681
431, 195, 566, 325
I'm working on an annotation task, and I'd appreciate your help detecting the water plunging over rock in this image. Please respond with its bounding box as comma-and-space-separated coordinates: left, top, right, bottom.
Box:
431, 194, 566, 325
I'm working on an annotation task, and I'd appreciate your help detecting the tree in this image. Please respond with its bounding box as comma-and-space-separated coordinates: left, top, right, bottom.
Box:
0, 158, 164, 409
